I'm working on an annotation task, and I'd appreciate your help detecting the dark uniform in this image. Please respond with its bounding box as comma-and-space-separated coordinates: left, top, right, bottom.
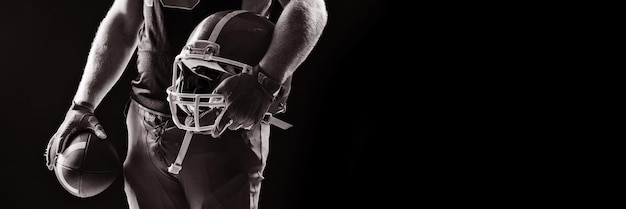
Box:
124, 0, 274, 208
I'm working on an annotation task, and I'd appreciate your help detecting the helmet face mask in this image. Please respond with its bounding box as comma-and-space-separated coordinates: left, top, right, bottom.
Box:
166, 10, 275, 133
167, 42, 246, 132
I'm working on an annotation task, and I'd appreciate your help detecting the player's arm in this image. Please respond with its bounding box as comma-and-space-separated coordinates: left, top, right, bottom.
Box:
211, 0, 327, 136
45, 0, 143, 170
259, 0, 328, 83
73, 0, 144, 110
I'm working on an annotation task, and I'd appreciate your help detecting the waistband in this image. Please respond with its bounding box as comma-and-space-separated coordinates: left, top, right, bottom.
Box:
127, 97, 285, 129
128, 98, 172, 118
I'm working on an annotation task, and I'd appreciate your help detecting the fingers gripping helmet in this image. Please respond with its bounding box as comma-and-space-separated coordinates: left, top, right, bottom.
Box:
166, 10, 275, 132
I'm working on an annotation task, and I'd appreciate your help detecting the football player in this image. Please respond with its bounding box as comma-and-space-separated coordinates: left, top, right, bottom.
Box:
45, 0, 327, 209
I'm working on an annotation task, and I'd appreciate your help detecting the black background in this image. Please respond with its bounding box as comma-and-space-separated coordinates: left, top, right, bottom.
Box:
0, 0, 389, 208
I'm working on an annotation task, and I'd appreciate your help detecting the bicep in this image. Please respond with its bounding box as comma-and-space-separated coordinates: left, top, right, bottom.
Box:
279, 0, 327, 16
107, 0, 144, 33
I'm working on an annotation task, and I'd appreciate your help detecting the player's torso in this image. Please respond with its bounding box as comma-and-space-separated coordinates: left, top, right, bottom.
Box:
132, 0, 275, 113
142, 0, 271, 52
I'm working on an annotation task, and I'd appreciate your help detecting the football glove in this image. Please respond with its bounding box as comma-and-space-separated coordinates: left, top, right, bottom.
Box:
45, 101, 107, 170
210, 66, 282, 137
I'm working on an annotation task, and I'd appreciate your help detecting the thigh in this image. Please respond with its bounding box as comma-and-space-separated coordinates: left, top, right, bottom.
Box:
124, 100, 189, 209
169, 130, 247, 209
149, 112, 271, 209
170, 128, 268, 209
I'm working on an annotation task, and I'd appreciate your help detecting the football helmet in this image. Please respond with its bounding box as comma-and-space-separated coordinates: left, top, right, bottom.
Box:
166, 10, 276, 132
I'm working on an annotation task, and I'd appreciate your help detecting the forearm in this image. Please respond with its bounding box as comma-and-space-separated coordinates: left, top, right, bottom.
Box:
73, 10, 141, 109
259, 0, 328, 83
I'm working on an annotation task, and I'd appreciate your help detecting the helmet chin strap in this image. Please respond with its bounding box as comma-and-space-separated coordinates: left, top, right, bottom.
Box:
167, 115, 204, 175
167, 130, 193, 174
169, 109, 219, 175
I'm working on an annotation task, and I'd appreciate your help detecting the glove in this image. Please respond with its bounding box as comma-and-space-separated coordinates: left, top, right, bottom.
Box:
44, 101, 107, 170
210, 66, 283, 137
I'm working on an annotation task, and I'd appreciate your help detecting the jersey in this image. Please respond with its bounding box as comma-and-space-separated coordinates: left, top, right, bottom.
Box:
131, 0, 273, 114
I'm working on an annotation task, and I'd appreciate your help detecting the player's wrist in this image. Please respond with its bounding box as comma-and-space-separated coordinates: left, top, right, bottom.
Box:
254, 65, 283, 99
71, 101, 95, 113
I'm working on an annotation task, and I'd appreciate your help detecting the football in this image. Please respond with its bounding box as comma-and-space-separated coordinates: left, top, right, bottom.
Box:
54, 131, 121, 198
